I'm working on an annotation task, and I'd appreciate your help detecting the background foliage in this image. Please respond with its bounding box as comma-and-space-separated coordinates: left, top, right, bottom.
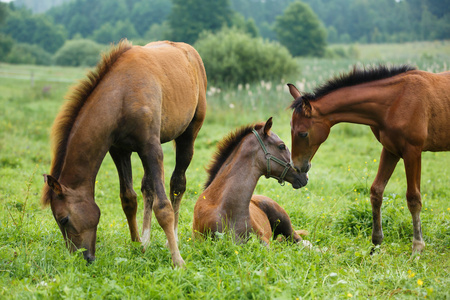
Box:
194, 28, 299, 86
274, 1, 327, 57
1, 1, 449, 67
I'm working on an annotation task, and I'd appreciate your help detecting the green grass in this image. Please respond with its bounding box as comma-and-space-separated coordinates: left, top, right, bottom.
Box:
1, 41, 450, 299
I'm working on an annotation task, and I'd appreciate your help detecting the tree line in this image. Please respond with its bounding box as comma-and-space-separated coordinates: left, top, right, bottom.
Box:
0, 0, 448, 83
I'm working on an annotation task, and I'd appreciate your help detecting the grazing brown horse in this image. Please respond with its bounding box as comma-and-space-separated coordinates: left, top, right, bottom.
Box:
41, 40, 207, 267
193, 118, 309, 244
288, 64, 450, 253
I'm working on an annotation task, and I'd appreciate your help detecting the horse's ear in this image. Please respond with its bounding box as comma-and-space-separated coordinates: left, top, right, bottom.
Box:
44, 174, 63, 197
287, 84, 301, 99
264, 117, 273, 136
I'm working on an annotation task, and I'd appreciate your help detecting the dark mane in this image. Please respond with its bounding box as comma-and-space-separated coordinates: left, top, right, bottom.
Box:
204, 123, 264, 189
41, 39, 133, 206
290, 64, 417, 113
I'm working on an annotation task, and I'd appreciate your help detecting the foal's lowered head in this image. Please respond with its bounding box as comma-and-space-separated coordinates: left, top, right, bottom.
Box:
252, 117, 308, 189
43, 174, 100, 263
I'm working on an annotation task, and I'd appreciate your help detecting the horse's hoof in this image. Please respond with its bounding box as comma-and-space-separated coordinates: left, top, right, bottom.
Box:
412, 240, 425, 253
370, 245, 381, 255
173, 256, 185, 269
300, 240, 313, 249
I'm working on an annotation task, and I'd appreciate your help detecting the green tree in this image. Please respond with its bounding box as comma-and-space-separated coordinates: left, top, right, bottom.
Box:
274, 1, 326, 57
130, 0, 171, 36
91, 22, 116, 44
91, 20, 138, 44
2, 8, 66, 53
168, 0, 233, 44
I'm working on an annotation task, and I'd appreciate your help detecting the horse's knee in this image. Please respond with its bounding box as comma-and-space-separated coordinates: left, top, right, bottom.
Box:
120, 190, 138, 212
406, 191, 422, 213
370, 184, 384, 207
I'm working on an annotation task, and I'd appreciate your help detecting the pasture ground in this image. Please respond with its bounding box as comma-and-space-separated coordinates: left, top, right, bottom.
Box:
1, 41, 449, 299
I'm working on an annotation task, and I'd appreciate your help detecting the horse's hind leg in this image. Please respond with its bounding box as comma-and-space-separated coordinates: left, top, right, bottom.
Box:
251, 195, 302, 243
170, 112, 205, 240
139, 140, 184, 267
110, 147, 140, 242
403, 148, 425, 253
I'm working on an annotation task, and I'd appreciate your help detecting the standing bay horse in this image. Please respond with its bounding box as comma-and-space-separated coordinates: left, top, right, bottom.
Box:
193, 118, 309, 244
288, 64, 450, 253
41, 40, 207, 267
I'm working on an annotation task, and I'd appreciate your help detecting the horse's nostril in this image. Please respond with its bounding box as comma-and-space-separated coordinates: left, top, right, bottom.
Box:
83, 251, 96, 264
294, 167, 301, 173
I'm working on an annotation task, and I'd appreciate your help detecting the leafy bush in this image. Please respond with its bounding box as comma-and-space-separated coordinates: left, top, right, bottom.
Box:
53, 39, 104, 67
4, 43, 52, 65
0, 33, 13, 59
194, 28, 299, 86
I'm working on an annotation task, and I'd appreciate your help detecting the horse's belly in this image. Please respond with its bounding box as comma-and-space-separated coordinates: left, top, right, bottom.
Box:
423, 113, 450, 151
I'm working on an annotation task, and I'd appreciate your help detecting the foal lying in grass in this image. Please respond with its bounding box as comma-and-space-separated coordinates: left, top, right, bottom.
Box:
193, 118, 309, 245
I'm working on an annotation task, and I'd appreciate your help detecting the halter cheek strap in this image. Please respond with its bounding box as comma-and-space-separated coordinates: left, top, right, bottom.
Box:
252, 129, 294, 185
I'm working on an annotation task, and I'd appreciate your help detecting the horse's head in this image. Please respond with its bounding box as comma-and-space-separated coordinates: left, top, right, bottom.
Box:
44, 174, 100, 263
288, 84, 330, 173
253, 117, 308, 189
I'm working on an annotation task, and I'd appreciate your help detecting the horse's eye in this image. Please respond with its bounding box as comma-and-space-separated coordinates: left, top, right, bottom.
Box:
60, 216, 69, 226
298, 132, 308, 138
278, 144, 286, 150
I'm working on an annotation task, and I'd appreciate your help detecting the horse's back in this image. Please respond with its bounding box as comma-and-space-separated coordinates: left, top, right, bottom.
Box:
105, 41, 207, 143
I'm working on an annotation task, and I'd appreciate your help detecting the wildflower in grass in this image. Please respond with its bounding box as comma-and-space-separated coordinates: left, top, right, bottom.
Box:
373, 159, 377, 162
417, 279, 424, 286
347, 293, 353, 297
408, 270, 415, 278
235, 250, 238, 255
447, 208, 450, 211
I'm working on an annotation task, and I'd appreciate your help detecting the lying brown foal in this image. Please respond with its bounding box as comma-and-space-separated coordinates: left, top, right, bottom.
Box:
193, 118, 308, 245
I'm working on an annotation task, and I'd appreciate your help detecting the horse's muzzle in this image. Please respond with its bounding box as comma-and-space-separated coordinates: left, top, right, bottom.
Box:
83, 251, 96, 264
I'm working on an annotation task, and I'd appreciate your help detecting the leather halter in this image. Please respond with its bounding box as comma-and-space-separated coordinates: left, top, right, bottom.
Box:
252, 128, 293, 185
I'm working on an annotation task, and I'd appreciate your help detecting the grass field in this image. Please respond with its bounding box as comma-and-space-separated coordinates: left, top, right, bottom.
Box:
1, 41, 449, 299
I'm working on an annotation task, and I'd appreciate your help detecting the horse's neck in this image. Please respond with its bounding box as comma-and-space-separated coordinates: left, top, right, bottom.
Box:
314, 82, 397, 127
59, 110, 113, 190
209, 148, 262, 216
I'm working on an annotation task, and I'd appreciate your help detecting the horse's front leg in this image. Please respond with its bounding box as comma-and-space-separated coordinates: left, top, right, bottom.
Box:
109, 147, 140, 242
139, 141, 185, 268
370, 147, 399, 251
403, 147, 425, 253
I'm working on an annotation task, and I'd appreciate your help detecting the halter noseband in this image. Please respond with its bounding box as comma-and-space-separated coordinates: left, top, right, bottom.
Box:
252, 128, 293, 185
